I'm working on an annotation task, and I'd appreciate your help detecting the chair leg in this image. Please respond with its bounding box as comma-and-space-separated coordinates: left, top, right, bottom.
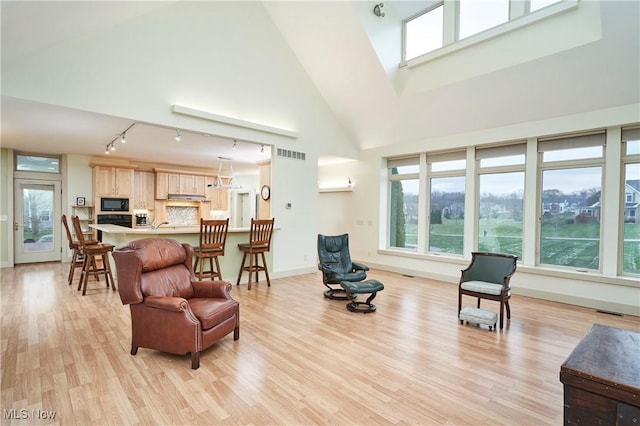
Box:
191, 352, 200, 370
499, 302, 504, 330
103, 253, 116, 291
248, 252, 254, 290
458, 292, 462, 317
214, 256, 222, 280
131, 346, 138, 355
505, 300, 511, 319
236, 252, 247, 286
261, 252, 270, 286
68, 248, 78, 285
208, 258, 215, 279
78, 255, 89, 292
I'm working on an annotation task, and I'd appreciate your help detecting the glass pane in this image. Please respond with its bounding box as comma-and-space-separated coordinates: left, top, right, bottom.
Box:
389, 178, 419, 249
430, 159, 466, 172
542, 146, 603, 162
478, 172, 524, 258
540, 167, 602, 269
16, 154, 60, 173
626, 140, 640, 155
480, 154, 525, 168
429, 176, 465, 254
530, 0, 562, 12
391, 164, 420, 174
459, 0, 509, 40
405, 5, 444, 60
622, 162, 640, 274
22, 186, 55, 252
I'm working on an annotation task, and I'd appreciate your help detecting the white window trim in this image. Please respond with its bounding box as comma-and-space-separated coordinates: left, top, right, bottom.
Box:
402, 0, 578, 68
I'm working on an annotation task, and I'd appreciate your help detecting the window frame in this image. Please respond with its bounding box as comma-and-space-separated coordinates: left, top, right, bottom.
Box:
401, 0, 578, 66
536, 131, 606, 272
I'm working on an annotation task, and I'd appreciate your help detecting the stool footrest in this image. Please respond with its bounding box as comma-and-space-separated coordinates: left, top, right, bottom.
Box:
339, 279, 384, 314
459, 306, 497, 330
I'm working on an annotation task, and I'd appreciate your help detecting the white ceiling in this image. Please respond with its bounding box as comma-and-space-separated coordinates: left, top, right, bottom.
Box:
1, 1, 638, 171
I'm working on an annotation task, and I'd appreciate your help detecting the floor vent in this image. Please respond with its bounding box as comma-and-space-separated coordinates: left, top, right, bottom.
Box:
596, 309, 623, 316
402, 274, 415, 278
277, 148, 306, 161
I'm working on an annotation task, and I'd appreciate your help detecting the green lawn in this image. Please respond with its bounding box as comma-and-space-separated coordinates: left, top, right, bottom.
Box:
396, 219, 640, 273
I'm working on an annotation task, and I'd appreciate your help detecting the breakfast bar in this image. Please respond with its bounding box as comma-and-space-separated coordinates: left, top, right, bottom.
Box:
90, 224, 271, 285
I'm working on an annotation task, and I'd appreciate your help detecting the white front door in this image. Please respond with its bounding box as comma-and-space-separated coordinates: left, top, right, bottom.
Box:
14, 179, 62, 264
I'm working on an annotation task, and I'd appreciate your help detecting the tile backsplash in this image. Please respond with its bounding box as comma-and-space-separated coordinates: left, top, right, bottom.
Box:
166, 206, 199, 225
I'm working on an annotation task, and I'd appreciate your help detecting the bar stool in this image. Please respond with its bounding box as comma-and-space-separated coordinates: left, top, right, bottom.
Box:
61, 214, 99, 286
193, 218, 229, 280
236, 218, 274, 290
71, 215, 116, 295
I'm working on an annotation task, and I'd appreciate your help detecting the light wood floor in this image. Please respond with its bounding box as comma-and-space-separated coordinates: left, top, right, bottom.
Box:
1, 262, 638, 425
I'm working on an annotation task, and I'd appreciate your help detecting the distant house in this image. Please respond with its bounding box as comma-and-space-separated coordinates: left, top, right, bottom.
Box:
624, 180, 640, 222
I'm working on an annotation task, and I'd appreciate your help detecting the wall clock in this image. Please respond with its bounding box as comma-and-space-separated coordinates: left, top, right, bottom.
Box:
260, 185, 271, 201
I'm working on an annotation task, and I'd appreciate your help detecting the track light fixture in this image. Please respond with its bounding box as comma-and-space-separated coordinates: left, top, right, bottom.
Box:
260, 144, 265, 153
232, 139, 237, 150
103, 122, 135, 155
175, 129, 181, 142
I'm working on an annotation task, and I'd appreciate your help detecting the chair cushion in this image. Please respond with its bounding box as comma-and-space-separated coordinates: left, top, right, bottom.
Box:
326, 270, 367, 284
189, 298, 239, 330
141, 264, 195, 299
340, 279, 384, 293
460, 280, 504, 295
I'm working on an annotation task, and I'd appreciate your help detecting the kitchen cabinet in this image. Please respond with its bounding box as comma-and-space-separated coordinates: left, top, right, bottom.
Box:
180, 174, 206, 196
206, 176, 229, 211
155, 172, 169, 199
94, 166, 134, 198
158, 172, 206, 197
134, 171, 155, 209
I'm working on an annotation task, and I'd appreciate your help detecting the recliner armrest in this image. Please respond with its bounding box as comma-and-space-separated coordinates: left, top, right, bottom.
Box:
192, 280, 233, 299
352, 262, 370, 272
144, 296, 190, 312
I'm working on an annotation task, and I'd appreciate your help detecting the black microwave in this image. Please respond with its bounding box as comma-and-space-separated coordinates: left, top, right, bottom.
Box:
101, 197, 129, 212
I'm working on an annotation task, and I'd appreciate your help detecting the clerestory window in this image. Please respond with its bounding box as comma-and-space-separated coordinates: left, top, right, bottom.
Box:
403, 0, 569, 63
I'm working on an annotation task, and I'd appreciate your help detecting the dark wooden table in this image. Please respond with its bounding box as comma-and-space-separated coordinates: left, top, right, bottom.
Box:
560, 324, 640, 425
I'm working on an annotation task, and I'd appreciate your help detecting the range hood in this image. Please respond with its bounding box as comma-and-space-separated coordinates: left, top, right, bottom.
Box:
167, 194, 206, 201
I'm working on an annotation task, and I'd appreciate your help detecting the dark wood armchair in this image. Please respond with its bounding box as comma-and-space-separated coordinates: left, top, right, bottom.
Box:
458, 251, 518, 330
112, 238, 239, 369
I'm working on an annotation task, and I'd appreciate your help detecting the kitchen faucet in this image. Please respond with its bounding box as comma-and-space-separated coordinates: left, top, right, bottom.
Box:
151, 221, 169, 230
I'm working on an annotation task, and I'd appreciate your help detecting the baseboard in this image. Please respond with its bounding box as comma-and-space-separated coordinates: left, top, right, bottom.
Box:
272, 266, 318, 279
513, 287, 640, 317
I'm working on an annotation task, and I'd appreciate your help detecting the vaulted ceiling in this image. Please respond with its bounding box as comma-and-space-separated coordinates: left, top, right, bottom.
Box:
1, 1, 638, 170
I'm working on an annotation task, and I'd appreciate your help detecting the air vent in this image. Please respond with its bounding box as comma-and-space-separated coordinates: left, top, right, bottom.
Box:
277, 148, 306, 161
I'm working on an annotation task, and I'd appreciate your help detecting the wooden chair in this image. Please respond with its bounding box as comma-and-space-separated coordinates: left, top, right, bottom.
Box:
61, 214, 98, 286
236, 218, 274, 290
458, 252, 518, 330
71, 215, 116, 295
193, 218, 229, 280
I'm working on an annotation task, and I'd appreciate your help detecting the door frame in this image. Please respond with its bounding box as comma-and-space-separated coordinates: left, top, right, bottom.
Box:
13, 178, 62, 264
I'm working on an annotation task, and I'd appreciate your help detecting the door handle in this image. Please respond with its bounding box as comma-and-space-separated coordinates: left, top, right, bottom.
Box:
14, 222, 19, 231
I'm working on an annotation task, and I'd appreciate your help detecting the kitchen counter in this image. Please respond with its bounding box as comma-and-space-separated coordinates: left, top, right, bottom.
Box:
90, 224, 251, 235
90, 224, 271, 286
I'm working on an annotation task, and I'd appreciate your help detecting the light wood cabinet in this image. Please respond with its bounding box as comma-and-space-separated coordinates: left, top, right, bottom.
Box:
134, 171, 155, 209
155, 172, 169, 199
94, 166, 134, 198
168, 173, 181, 195
206, 176, 229, 211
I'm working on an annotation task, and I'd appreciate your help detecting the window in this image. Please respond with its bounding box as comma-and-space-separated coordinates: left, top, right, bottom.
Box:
459, 0, 509, 40
476, 144, 526, 258
621, 127, 640, 275
388, 157, 420, 250
405, 4, 444, 59
403, 0, 574, 64
428, 152, 465, 254
538, 132, 605, 270
16, 153, 60, 173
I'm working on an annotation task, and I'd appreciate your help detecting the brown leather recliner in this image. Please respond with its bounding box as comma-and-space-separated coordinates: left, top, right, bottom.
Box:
112, 238, 239, 369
